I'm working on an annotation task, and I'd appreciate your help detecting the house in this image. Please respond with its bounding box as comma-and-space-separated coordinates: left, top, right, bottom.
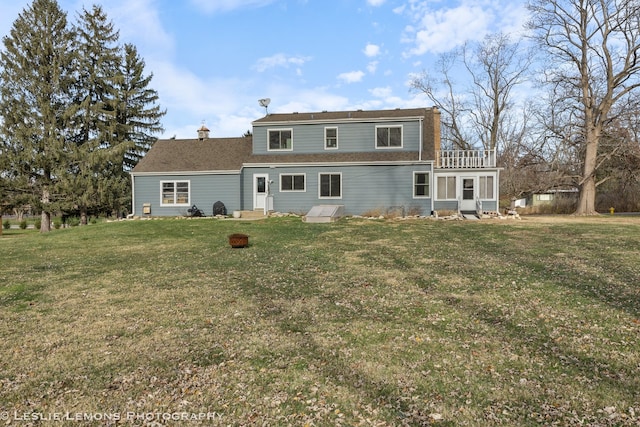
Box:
526, 188, 579, 208
130, 107, 500, 217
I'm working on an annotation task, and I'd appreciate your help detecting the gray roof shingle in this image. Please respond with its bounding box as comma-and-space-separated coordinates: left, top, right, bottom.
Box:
133, 107, 438, 174
132, 137, 252, 173
252, 107, 433, 124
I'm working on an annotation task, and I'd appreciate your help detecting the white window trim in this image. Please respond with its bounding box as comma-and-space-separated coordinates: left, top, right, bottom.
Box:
160, 180, 191, 206
267, 128, 294, 152
318, 172, 342, 199
324, 126, 338, 150
279, 173, 306, 192
413, 171, 431, 199
435, 175, 457, 201
479, 175, 495, 200
375, 125, 403, 149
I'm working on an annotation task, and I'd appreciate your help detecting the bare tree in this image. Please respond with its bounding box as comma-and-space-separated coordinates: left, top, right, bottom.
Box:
462, 33, 534, 152
411, 33, 533, 153
594, 102, 640, 210
527, 0, 640, 215
410, 51, 474, 150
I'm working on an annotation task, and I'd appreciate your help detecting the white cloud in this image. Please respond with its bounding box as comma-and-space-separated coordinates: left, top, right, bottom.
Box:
149, 59, 260, 137
404, 3, 491, 55
337, 71, 365, 84
369, 86, 393, 98
253, 53, 312, 72
189, 0, 276, 14
367, 0, 386, 6
105, 0, 175, 56
401, 0, 527, 57
363, 43, 381, 57
257, 82, 349, 114
367, 61, 379, 74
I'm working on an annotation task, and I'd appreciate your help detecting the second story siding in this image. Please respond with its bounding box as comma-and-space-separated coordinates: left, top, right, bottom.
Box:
252, 120, 422, 155
251, 108, 440, 159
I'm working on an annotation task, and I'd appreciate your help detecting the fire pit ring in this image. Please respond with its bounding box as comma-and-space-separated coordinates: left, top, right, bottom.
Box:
228, 233, 249, 248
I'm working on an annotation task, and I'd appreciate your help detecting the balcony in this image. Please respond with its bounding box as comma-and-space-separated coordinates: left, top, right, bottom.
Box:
436, 149, 496, 168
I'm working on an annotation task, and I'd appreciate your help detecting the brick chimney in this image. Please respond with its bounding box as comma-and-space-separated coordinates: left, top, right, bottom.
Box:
422, 107, 441, 160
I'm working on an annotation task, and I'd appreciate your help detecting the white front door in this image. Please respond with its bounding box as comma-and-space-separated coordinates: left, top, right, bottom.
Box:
460, 177, 476, 211
253, 174, 268, 210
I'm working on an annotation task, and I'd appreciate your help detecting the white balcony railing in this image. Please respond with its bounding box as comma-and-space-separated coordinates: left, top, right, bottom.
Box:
437, 149, 496, 168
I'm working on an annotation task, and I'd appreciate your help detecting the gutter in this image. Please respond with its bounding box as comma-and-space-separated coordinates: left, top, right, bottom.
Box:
129, 174, 136, 218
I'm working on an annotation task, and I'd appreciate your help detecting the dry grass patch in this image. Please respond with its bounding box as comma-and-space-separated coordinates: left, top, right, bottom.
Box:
1, 217, 639, 425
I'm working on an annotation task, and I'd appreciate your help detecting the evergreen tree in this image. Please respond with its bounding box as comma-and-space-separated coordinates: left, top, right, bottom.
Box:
118, 43, 165, 172
64, 4, 127, 224
0, 0, 75, 232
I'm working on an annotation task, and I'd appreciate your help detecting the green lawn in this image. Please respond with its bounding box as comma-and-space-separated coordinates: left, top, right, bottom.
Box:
1, 216, 639, 426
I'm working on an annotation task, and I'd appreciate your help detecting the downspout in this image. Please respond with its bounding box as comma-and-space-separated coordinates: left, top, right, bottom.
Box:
128, 174, 136, 219
419, 117, 423, 162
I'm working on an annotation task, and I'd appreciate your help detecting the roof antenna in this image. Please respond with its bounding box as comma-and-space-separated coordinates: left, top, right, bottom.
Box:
258, 98, 271, 115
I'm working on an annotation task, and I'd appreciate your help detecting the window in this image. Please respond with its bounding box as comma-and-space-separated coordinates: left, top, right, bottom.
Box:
280, 174, 306, 192
479, 176, 494, 199
319, 173, 341, 198
325, 127, 338, 149
462, 178, 474, 200
268, 129, 293, 151
376, 125, 402, 148
161, 181, 189, 205
436, 176, 456, 200
413, 172, 430, 198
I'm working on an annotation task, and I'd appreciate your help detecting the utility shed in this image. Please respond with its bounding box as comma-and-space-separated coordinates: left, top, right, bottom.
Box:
304, 205, 344, 223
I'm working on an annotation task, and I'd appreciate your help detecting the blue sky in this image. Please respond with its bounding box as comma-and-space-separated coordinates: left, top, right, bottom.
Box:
0, 0, 529, 139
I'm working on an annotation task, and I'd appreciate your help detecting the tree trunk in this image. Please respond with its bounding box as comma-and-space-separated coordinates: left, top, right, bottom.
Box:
80, 208, 88, 225
575, 129, 599, 215
40, 210, 51, 232
40, 188, 51, 232
576, 175, 597, 214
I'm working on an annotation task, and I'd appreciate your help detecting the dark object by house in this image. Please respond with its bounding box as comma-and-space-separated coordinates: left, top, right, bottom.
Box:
187, 205, 205, 217
228, 233, 249, 248
213, 201, 227, 216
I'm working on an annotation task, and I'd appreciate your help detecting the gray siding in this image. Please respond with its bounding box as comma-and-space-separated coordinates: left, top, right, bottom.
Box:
481, 201, 498, 211
252, 120, 422, 155
433, 201, 459, 211
133, 173, 241, 217
243, 164, 432, 216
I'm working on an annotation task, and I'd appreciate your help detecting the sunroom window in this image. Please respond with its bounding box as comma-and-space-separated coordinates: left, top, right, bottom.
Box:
479, 176, 494, 199
436, 176, 456, 200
